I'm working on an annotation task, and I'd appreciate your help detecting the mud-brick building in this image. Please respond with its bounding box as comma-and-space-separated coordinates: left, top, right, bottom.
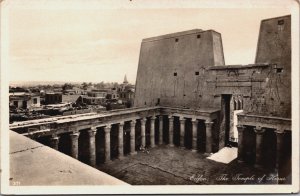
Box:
9, 92, 41, 109
134, 15, 291, 175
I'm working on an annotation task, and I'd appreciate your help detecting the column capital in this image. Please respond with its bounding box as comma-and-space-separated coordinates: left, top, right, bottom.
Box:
90, 126, 97, 131
49, 135, 60, 150
119, 122, 125, 127
140, 118, 147, 124
205, 120, 214, 126
168, 115, 174, 120
179, 116, 185, 122
51, 133, 59, 139
105, 124, 112, 128
88, 128, 97, 136
150, 116, 156, 121
191, 118, 198, 124
254, 126, 266, 134
70, 131, 80, 137
275, 128, 285, 134
69, 127, 79, 133
51, 136, 59, 140
131, 119, 137, 125
104, 124, 111, 133
236, 125, 245, 132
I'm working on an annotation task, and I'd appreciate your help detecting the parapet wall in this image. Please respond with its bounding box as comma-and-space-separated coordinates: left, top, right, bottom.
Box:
9, 131, 127, 185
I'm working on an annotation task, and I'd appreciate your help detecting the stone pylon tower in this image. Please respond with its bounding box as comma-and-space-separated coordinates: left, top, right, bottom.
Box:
254, 15, 291, 118
134, 29, 225, 108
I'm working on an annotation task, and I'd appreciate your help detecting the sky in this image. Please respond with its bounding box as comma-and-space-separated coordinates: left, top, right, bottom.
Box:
5, 0, 293, 84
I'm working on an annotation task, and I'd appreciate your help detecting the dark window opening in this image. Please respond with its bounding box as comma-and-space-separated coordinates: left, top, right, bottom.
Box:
237, 100, 241, 110
174, 72, 177, 76
278, 19, 284, 25
197, 34, 201, 39
277, 19, 284, 31
276, 68, 283, 73
144, 102, 147, 105
13, 101, 18, 107
195, 71, 199, 75
33, 98, 37, 104
156, 98, 160, 106
183, 94, 186, 97
22, 101, 27, 109
175, 38, 179, 42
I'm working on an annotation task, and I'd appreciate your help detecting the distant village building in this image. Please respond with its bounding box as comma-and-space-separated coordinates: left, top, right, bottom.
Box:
63, 87, 84, 95
53, 87, 63, 93
45, 93, 62, 105
9, 92, 40, 109
118, 75, 135, 107
77, 89, 107, 105
63, 89, 76, 95
87, 89, 108, 98
80, 96, 105, 105
73, 87, 85, 95
107, 88, 119, 100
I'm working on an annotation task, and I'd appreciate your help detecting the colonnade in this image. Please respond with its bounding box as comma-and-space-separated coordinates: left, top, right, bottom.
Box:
237, 125, 287, 170
48, 115, 215, 165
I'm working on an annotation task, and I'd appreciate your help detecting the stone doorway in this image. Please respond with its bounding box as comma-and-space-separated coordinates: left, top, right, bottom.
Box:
220, 94, 232, 148
232, 95, 244, 146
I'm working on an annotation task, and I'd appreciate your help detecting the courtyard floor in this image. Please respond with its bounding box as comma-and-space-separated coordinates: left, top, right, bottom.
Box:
97, 145, 284, 185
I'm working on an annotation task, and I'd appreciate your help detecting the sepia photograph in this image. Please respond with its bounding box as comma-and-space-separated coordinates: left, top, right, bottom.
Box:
0, 0, 299, 194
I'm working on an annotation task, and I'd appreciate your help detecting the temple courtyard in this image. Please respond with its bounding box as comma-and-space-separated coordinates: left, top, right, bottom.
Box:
97, 145, 286, 185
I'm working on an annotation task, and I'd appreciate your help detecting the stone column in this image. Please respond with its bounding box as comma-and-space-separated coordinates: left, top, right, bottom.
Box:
254, 126, 266, 169
70, 132, 80, 159
205, 121, 214, 154
130, 120, 137, 155
237, 125, 245, 163
87, 127, 97, 166
191, 118, 198, 152
159, 116, 164, 145
49, 135, 60, 150
275, 129, 285, 170
118, 122, 124, 159
168, 115, 174, 147
104, 124, 111, 163
140, 118, 146, 148
150, 116, 156, 148
179, 117, 185, 148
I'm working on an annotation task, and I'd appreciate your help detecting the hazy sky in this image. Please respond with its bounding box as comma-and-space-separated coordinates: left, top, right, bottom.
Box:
6, 0, 292, 84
